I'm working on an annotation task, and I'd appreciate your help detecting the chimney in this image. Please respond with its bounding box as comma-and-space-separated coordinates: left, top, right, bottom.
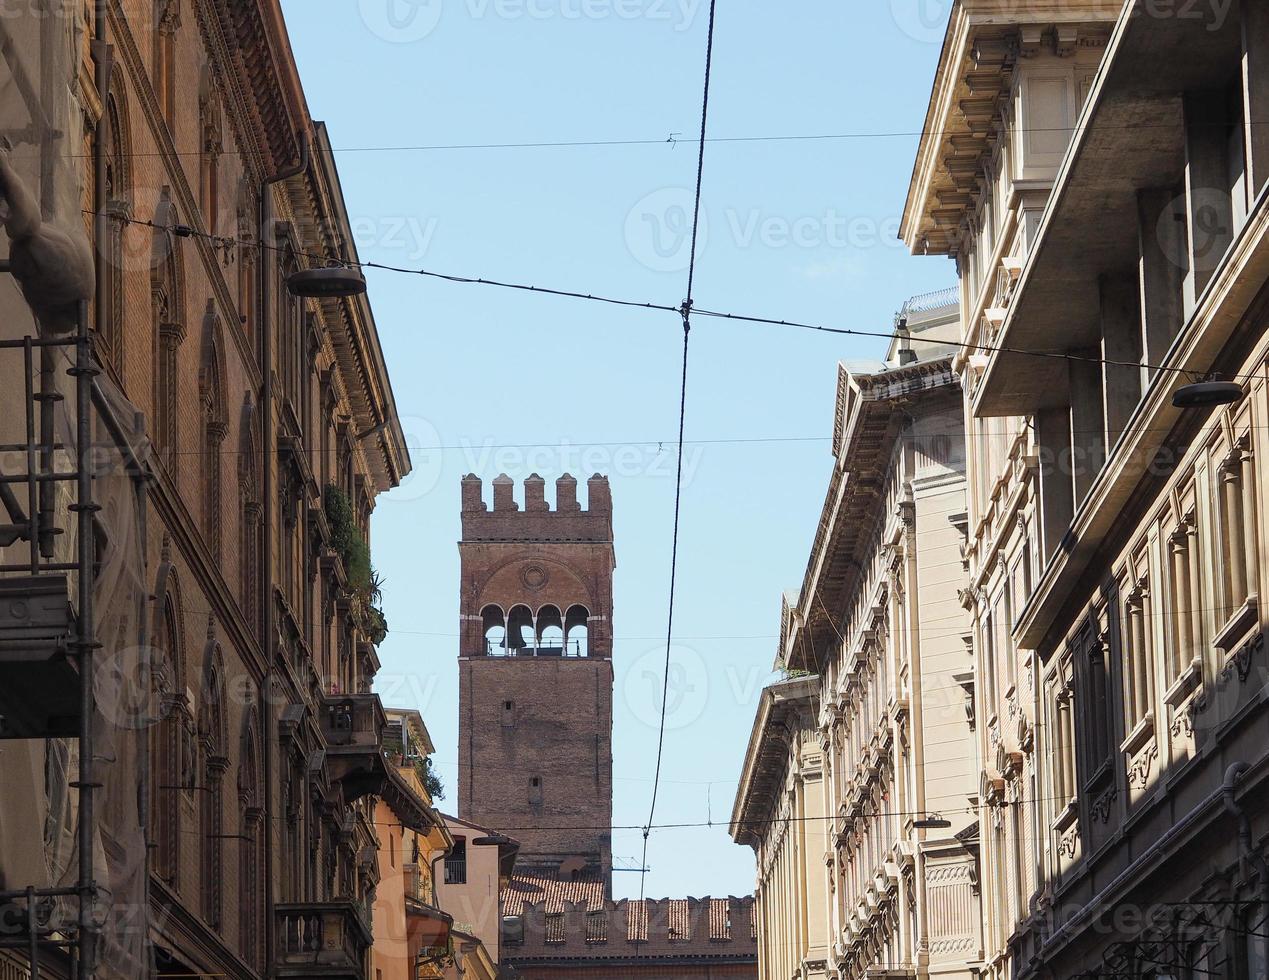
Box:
492, 473, 518, 511
586, 474, 611, 513
556, 473, 580, 511
524, 473, 548, 511
461, 474, 485, 512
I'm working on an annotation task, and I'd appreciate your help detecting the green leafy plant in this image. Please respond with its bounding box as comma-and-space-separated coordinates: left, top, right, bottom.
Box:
325, 484, 388, 644
418, 754, 445, 801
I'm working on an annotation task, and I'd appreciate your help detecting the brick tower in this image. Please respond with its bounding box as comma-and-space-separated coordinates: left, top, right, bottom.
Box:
457, 472, 615, 892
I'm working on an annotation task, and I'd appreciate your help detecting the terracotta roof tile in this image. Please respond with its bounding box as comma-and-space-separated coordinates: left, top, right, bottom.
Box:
626, 899, 648, 942
667, 899, 689, 941
503, 874, 605, 916
709, 898, 731, 940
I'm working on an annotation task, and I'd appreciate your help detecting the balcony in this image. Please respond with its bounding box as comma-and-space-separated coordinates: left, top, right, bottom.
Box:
400, 867, 453, 963
320, 692, 387, 801
274, 902, 372, 980
0, 574, 77, 738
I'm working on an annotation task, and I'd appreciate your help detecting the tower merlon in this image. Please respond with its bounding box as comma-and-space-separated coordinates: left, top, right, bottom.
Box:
459, 473, 613, 542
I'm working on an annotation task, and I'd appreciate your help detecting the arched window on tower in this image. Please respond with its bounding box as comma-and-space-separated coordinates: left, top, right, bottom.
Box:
482, 605, 507, 656
507, 605, 534, 656
536, 605, 563, 656
565, 605, 590, 658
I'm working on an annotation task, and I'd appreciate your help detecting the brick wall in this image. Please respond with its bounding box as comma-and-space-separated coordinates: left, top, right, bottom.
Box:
503, 896, 758, 978
457, 475, 615, 883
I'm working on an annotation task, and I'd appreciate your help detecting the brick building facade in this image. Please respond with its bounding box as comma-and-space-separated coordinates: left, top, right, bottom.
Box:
0, 3, 414, 980
456, 475, 757, 978
458, 472, 615, 886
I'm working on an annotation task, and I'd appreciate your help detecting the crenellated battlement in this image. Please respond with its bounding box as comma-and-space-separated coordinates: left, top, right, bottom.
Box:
503, 894, 757, 962
460, 473, 612, 542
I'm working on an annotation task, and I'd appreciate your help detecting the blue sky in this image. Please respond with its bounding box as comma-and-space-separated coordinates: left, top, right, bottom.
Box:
280, 0, 954, 898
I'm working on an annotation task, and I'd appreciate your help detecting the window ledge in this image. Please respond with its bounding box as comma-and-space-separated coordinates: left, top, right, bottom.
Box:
1163, 658, 1203, 708
1120, 711, 1155, 756
1214, 595, 1259, 652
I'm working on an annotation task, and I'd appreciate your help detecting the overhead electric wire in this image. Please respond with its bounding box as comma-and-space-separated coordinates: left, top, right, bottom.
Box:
84, 206, 1263, 384
638, 0, 718, 913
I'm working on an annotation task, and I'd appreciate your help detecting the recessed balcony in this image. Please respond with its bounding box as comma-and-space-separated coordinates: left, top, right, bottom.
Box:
274, 901, 372, 980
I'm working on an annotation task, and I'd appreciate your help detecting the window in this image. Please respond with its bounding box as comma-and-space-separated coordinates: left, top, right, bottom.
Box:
200, 650, 227, 928
200, 310, 226, 559
1050, 662, 1077, 807
1166, 510, 1203, 682
151, 202, 184, 475
153, 0, 179, 132
198, 68, 222, 233
1219, 438, 1259, 618
1123, 555, 1155, 732
445, 839, 467, 885
502, 700, 515, 728
1076, 623, 1113, 777
529, 775, 543, 805
150, 587, 185, 886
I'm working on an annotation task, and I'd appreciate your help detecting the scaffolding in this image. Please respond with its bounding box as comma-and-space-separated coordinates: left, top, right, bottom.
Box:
0, 306, 97, 979
0, 2, 150, 978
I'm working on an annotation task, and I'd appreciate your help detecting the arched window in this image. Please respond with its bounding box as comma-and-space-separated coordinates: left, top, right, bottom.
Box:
239, 393, 261, 633
151, 191, 185, 475
199, 305, 227, 559
565, 605, 590, 658
95, 79, 131, 376
238, 703, 263, 968
198, 633, 227, 927
236, 181, 258, 344
149, 552, 187, 886
197, 67, 222, 233
153, 0, 179, 132
536, 605, 563, 655
481, 605, 506, 656
507, 605, 534, 655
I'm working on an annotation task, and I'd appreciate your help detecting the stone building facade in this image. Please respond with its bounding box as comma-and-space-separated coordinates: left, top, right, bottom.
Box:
900, 1, 1269, 978
730, 677, 829, 980
733, 293, 980, 980
0, 3, 412, 980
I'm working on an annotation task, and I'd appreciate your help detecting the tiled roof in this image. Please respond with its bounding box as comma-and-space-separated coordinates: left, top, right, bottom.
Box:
503, 873, 605, 916
709, 898, 731, 941
667, 899, 689, 941
626, 899, 647, 942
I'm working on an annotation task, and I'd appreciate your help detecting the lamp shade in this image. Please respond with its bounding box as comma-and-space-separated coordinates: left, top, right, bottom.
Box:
286, 266, 367, 298
1172, 381, 1244, 409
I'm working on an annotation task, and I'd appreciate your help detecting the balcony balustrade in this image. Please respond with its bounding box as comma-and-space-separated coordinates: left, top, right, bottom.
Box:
320, 692, 387, 801
274, 901, 372, 980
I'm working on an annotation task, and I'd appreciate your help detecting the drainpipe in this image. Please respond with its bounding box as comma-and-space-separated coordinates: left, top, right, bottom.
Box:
260, 131, 309, 979
1221, 763, 1269, 906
